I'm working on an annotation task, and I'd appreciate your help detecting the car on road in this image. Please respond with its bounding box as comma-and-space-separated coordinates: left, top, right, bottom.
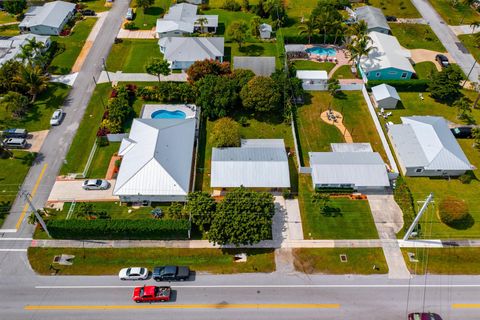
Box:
82, 179, 110, 190
153, 266, 190, 281
2, 128, 28, 138
408, 312, 442, 320
3, 138, 27, 149
119, 267, 149, 280
81, 9, 96, 16
50, 109, 64, 126
125, 8, 133, 20
132, 285, 171, 303
435, 54, 449, 68
451, 126, 473, 138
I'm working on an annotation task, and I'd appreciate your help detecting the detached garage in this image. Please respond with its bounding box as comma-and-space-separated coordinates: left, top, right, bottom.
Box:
371, 83, 401, 109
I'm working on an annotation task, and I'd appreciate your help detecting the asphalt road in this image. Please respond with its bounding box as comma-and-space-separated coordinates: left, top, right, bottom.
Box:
1, 0, 131, 236
410, 0, 480, 82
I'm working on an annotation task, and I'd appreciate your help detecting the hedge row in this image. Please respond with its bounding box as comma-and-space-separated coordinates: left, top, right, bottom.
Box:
367, 79, 431, 92
47, 219, 190, 240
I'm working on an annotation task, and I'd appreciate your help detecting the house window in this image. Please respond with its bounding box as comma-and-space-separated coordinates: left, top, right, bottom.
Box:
366, 72, 370, 77
376, 72, 381, 78
415, 168, 423, 173
401, 72, 408, 78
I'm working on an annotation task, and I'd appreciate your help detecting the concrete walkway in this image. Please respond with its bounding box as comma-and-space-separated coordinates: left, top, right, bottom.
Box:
50, 73, 79, 86
97, 71, 187, 83
450, 24, 480, 36
117, 28, 156, 39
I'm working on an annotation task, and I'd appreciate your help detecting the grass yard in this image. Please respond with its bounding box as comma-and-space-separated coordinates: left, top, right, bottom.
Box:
285, 0, 318, 19
360, 0, 420, 18
78, 0, 112, 12
293, 248, 388, 274
428, 0, 480, 25
203, 9, 258, 38
413, 61, 437, 80
132, 0, 172, 30
49, 18, 97, 74
0, 11, 17, 24
458, 33, 480, 64
0, 151, 32, 227
87, 142, 120, 178
332, 64, 356, 79
293, 60, 335, 73
298, 176, 379, 239
0, 24, 20, 36
195, 112, 294, 192
402, 248, 480, 274
28, 247, 275, 275
389, 23, 446, 52
0, 83, 70, 132
106, 39, 164, 72
208, 0, 260, 8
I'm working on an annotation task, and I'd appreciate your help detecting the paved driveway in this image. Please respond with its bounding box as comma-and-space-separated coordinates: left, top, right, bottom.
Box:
47, 179, 118, 202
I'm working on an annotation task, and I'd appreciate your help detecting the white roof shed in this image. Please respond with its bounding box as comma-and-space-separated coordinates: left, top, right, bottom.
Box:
296, 70, 328, 80
371, 83, 401, 109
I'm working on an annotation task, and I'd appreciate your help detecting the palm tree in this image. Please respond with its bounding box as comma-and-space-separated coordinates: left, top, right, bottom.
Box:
14, 66, 49, 103
347, 20, 368, 40
195, 17, 209, 33
298, 18, 318, 44
470, 21, 480, 33
347, 35, 374, 70
251, 16, 261, 38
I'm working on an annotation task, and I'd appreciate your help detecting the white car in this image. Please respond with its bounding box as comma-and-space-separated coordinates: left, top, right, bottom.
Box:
125, 8, 133, 20
50, 109, 63, 126
119, 267, 149, 280
82, 179, 110, 190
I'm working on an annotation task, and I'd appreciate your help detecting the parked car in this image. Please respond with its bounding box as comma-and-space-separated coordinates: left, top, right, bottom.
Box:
125, 8, 133, 20
2, 128, 28, 138
451, 126, 474, 138
132, 286, 171, 303
82, 179, 110, 190
435, 54, 449, 68
153, 266, 190, 281
385, 15, 397, 21
50, 109, 64, 126
119, 267, 149, 280
3, 138, 27, 149
408, 312, 442, 320
81, 9, 96, 16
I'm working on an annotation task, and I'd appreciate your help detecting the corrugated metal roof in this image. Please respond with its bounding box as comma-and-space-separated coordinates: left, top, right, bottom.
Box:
285, 44, 306, 52
388, 116, 472, 170
331, 143, 373, 153
211, 139, 290, 188
371, 84, 401, 102
19, 1, 75, 29
159, 37, 224, 62
309, 152, 390, 187
156, 3, 217, 33
114, 118, 196, 197
355, 6, 390, 32
233, 56, 276, 76
296, 70, 328, 80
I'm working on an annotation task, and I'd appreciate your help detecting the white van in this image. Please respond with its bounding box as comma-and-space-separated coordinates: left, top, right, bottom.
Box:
3, 138, 27, 149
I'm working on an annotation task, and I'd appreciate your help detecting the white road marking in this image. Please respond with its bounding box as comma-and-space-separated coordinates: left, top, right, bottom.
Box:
0, 249, 27, 252
0, 229, 18, 233
0, 238, 32, 241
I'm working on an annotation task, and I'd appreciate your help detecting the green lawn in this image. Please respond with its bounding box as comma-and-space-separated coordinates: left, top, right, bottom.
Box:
402, 248, 480, 274
49, 18, 97, 74
132, 0, 172, 30
428, 0, 480, 25
285, 0, 318, 19
389, 23, 446, 52
0, 151, 31, 227
332, 65, 356, 79
87, 142, 120, 178
293, 248, 388, 274
298, 176, 379, 239
78, 0, 112, 12
0, 11, 17, 24
203, 9, 258, 38
196, 112, 294, 192
293, 60, 335, 73
413, 61, 437, 79
458, 33, 480, 64
208, 0, 260, 8
106, 39, 164, 72
227, 42, 281, 67
361, 0, 421, 18
0, 83, 70, 132
0, 24, 20, 36
28, 247, 275, 275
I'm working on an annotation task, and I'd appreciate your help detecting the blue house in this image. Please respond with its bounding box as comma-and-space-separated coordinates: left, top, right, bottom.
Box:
358, 31, 415, 81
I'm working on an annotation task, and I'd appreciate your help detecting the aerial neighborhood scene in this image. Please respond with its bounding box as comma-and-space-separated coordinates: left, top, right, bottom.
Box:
0, 0, 480, 318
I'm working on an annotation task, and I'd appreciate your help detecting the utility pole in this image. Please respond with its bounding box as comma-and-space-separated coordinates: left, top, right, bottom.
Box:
102, 58, 111, 84
22, 191, 51, 238
403, 193, 434, 241
463, 60, 477, 87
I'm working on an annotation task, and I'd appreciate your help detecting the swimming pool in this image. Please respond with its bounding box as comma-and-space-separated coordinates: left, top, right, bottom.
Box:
306, 47, 336, 57
151, 110, 186, 119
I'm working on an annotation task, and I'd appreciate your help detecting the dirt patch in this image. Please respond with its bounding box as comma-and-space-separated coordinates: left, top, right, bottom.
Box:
71, 41, 93, 73
320, 110, 353, 143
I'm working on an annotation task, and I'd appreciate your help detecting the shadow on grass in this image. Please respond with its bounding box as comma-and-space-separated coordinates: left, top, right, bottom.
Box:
239, 44, 264, 56
321, 206, 342, 218
144, 6, 164, 16
445, 214, 475, 230
216, 22, 225, 36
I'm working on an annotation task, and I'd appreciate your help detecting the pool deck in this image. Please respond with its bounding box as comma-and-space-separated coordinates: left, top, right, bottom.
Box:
141, 104, 197, 119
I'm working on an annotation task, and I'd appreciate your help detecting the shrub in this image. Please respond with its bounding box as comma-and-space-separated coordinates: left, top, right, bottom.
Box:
46, 219, 190, 240
96, 135, 109, 146
222, 0, 241, 11
458, 173, 473, 184
438, 196, 472, 229
124, 22, 138, 30
210, 117, 241, 147
393, 177, 416, 234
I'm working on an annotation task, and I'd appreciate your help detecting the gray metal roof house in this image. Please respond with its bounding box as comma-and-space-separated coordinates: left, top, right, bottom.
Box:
233, 56, 276, 76
388, 116, 474, 176
211, 139, 291, 189
354, 6, 390, 34
309, 143, 390, 191
0, 34, 50, 67
19, 1, 76, 36
371, 83, 401, 109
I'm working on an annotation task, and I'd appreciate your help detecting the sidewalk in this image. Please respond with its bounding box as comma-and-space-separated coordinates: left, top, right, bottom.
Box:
97, 71, 187, 83
450, 24, 479, 35
117, 28, 156, 39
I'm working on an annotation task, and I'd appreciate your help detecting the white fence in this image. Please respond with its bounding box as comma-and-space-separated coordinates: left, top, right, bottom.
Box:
107, 133, 128, 142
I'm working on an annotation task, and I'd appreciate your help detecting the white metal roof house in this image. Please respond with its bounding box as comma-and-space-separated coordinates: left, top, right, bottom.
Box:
19, 1, 76, 35
155, 3, 218, 38
259, 23, 272, 39
309, 143, 390, 191
0, 34, 50, 67
211, 139, 291, 189
113, 117, 196, 203
359, 31, 415, 81
233, 56, 276, 76
371, 83, 401, 109
388, 116, 474, 177
296, 70, 328, 91
158, 37, 224, 70
354, 6, 390, 34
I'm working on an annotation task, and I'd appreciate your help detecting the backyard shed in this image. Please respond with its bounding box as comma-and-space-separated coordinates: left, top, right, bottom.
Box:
233, 56, 276, 76
371, 84, 401, 109
296, 70, 328, 91
259, 23, 272, 39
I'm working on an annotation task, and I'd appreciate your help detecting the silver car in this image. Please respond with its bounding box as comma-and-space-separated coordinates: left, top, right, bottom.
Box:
50, 109, 63, 126
118, 267, 149, 280
82, 179, 110, 190
125, 8, 133, 20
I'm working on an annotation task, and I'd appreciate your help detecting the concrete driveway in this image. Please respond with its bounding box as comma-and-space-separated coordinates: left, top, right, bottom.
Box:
47, 179, 118, 202
410, 49, 454, 71
26, 130, 49, 153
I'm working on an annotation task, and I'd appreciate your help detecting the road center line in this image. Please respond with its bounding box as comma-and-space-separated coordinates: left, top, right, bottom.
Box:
452, 304, 480, 309
15, 163, 48, 230
0, 249, 27, 252
0, 238, 33, 241
25, 303, 340, 311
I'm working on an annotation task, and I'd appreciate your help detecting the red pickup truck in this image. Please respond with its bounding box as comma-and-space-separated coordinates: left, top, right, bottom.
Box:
132, 286, 171, 303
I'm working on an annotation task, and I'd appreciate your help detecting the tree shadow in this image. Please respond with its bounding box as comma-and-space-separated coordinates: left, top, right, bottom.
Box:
223, 45, 231, 62
321, 206, 342, 217
144, 6, 164, 17
334, 91, 347, 100
216, 22, 226, 36
445, 213, 475, 230
239, 44, 264, 56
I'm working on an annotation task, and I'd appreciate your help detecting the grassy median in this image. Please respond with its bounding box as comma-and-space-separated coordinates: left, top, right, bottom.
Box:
28, 247, 275, 275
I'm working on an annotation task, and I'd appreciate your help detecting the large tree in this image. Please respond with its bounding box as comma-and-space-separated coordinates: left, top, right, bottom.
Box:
227, 20, 249, 48
145, 58, 171, 82
311, 0, 344, 44
298, 18, 318, 44
0, 91, 29, 119
14, 65, 48, 103
185, 192, 216, 232
210, 117, 241, 148
186, 59, 231, 83
228, 68, 255, 91
347, 35, 374, 69
208, 187, 275, 246
195, 75, 238, 119
0, 60, 23, 94
240, 76, 282, 113
428, 66, 464, 103
3, 0, 26, 15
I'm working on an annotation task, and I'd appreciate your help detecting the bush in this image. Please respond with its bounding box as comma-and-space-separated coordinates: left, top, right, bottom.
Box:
124, 22, 138, 30
393, 177, 415, 233
458, 173, 473, 184
211, 117, 241, 147
367, 80, 431, 92
46, 219, 190, 240
222, 0, 241, 11
438, 196, 473, 229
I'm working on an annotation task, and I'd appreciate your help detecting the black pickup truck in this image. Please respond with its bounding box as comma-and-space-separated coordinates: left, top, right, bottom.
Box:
152, 266, 190, 281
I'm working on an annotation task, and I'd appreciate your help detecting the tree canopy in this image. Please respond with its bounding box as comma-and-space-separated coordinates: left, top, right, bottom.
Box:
3, 0, 26, 15
187, 59, 231, 83
195, 75, 238, 119
145, 58, 171, 82
227, 20, 249, 48
240, 76, 282, 113
210, 117, 241, 148
428, 66, 464, 103
185, 192, 217, 232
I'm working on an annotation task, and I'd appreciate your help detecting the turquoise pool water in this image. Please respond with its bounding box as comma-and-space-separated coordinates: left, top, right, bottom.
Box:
151, 110, 186, 119
306, 47, 336, 57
